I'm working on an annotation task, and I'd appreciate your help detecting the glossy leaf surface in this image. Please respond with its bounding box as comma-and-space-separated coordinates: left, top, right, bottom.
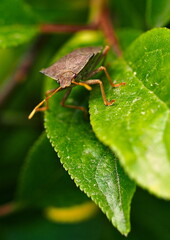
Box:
146, 0, 170, 27
0, 25, 38, 48
44, 31, 136, 235
90, 28, 170, 199
17, 133, 89, 208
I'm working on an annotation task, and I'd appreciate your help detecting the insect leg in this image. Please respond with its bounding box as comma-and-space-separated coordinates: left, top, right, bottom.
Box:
42, 88, 61, 110
82, 79, 115, 106
60, 87, 87, 114
71, 81, 92, 90
28, 86, 62, 119
87, 66, 126, 87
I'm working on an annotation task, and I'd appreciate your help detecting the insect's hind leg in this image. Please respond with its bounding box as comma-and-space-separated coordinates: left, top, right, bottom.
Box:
60, 87, 87, 115
82, 79, 115, 106
87, 66, 126, 87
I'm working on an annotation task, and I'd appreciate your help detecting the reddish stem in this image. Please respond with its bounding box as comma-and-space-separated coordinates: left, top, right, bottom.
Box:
39, 4, 122, 57
40, 23, 98, 33
0, 202, 15, 217
99, 6, 122, 56
0, 3, 122, 106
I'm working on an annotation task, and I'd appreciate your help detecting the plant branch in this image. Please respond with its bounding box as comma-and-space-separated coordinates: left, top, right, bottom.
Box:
40, 23, 98, 33
40, 0, 122, 56
0, 202, 15, 217
89, 0, 122, 56
99, 5, 122, 56
0, 1, 121, 106
88, 0, 106, 24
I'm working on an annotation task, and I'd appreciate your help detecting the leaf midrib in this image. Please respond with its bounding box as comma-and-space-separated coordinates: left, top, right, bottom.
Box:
46, 99, 129, 230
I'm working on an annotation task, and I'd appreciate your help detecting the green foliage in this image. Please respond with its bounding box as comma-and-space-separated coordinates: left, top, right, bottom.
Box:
146, 0, 170, 28
0, 127, 39, 204
25, 0, 89, 24
45, 104, 134, 235
90, 28, 170, 199
116, 29, 142, 51
0, 0, 36, 25
44, 43, 136, 233
17, 133, 89, 208
110, 0, 147, 29
0, 0, 88, 26
0, 0, 170, 239
110, 0, 170, 29
0, 47, 25, 82
0, 25, 39, 48
0, 209, 113, 240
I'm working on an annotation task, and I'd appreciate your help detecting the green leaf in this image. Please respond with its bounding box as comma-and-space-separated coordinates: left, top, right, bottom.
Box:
0, 25, 39, 48
0, 47, 26, 84
0, 126, 39, 204
146, 0, 170, 28
109, 188, 170, 240
89, 28, 170, 199
116, 28, 143, 51
17, 133, 89, 208
44, 31, 136, 236
110, 0, 146, 29
24, 0, 88, 24
0, 0, 36, 25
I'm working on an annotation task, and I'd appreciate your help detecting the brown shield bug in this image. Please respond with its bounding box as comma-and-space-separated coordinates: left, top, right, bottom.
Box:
28, 46, 125, 119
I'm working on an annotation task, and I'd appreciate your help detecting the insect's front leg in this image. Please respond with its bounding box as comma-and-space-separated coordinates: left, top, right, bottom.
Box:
28, 86, 62, 119
87, 66, 126, 87
39, 88, 60, 111
71, 81, 92, 90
